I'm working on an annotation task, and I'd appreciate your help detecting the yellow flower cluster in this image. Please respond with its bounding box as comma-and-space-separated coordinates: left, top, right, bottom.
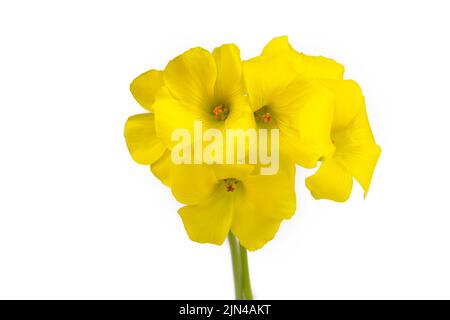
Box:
124, 36, 381, 251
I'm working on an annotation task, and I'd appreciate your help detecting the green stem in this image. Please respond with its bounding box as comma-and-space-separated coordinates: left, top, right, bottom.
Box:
239, 244, 253, 300
227, 233, 243, 300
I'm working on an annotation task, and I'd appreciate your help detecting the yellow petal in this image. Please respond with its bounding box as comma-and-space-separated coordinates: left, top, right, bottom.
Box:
210, 94, 257, 180
261, 35, 295, 57
334, 110, 381, 196
316, 79, 380, 197
151, 150, 173, 187
241, 159, 296, 220
319, 79, 365, 130
243, 54, 298, 111
152, 97, 204, 149
273, 80, 335, 168
224, 94, 255, 131
130, 70, 164, 112
171, 164, 217, 205
305, 158, 353, 202
212, 44, 243, 103
124, 113, 166, 165
298, 54, 344, 80
164, 47, 216, 110
212, 164, 255, 181
262, 36, 344, 80
231, 188, 283, 251
230, 159, 295, 250
178, 187, 233, 245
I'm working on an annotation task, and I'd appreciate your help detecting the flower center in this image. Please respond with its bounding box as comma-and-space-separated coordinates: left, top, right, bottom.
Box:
212, 104, 229, 121
223, 178, 238, 192
254, 106, 272, 123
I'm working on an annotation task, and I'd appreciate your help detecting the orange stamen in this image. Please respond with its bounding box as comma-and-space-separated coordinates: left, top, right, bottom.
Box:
212, 105, 229, 121
254, 106, 273, 124
213, 105, 223, 119
262, 112, 272, 123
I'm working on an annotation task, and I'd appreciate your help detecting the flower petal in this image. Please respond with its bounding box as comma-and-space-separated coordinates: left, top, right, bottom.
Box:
224, 94, 255, 131
150, 150, 173, 187
243, 54, 298, 111
241, 159, 296, 220
152, 97, 205, 149
124, 113, 166, 165
178, 187, 233, 245
333, 110, 381, 196
164, 47, 216, 110
273, 80, 335, 168
319, 79, 365, 130
212, 164, 255, 181
261, 36, 294, 57
208, 94, 257, 180
130, 70, 164, 111
231, 189, 283, 251
305, 158, 353, 202
262, 36, 344, 80
212, 44, 243, 103
171, 164, 218, 205
299, 54, 344, 80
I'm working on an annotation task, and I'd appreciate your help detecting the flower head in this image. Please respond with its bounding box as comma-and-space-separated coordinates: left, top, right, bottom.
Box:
242, 37, 340, 168
257, 36, 381, 201
171, 161, 296, 251
124, 36, 381, 252
152, 44, 256, 178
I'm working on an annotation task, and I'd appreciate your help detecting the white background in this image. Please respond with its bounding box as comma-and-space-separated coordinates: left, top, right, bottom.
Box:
1, 0, 449, 300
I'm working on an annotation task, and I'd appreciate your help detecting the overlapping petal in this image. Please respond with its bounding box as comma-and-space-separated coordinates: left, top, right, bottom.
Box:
164, 47, 216, 110
306, 80, 381, 200
262, 36, 344, 80
333, 110, 381, 196
272, 79, 335, 168
241, 158, 296, 220
305, 158, 353, 202
179, 187, 233, 245
212, 44, 243, 103
124, 113, 166, 165
171, 164, 218, 205
150, 150, 174, 187
153, 96, 206, 149
130, 69, 164, 111
231, 189, 283, 251
319, 79, 364, 130
243, 54, 298, 111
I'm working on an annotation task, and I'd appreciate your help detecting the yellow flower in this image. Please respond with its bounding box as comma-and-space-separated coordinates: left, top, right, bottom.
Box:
171, 160, 296, 251
256, 36, 381, 201
242, 37, 338, 168
152, 45, 255, 180
305, 80, 381, 201
124, 69, 173, 186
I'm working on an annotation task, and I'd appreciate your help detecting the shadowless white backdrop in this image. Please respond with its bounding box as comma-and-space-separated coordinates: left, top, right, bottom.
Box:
1, 0, 449, 299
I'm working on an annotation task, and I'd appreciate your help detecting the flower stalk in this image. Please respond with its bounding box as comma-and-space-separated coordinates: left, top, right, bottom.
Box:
228, 232, 253, 300
240, 243, 253, 300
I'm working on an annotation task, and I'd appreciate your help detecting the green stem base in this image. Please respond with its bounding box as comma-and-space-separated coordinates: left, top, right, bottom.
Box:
228, 233, 253, 300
